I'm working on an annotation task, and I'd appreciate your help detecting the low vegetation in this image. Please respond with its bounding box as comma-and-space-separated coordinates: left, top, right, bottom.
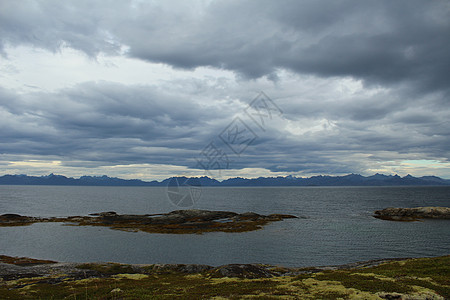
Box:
0, 210, 298, 234
0, 256, 448, 299
0, 255, 56, 266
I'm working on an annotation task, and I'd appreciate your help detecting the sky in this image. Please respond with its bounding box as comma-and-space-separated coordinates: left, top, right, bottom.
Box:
0, 0, 449, 180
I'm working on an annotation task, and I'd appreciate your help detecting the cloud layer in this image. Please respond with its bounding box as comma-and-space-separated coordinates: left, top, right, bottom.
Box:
2, 0, 449, 92
0, 0, 449, 179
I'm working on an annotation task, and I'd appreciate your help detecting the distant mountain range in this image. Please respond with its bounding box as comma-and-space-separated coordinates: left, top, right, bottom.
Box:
0, 173, 449, 186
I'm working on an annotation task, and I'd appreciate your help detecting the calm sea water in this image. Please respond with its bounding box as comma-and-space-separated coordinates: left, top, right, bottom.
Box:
0, 185, 449, 267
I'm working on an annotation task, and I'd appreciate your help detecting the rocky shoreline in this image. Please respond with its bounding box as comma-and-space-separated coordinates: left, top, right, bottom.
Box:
374, 206, 450, 221
1, 254, 448, 299
0, 254, 412, 281
0, 209, 298, 234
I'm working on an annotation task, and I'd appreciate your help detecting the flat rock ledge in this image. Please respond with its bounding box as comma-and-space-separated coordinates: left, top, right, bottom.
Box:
0, 255, 411, 281
1, 255, 447, 299
0, 210, 297, 234
374, 206, 450, 221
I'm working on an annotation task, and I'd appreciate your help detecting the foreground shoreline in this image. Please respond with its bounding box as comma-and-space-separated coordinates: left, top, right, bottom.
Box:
1, 254, 448, 299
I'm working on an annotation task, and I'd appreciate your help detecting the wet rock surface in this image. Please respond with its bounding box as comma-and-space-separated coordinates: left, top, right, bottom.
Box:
0, 209, 297, 234
374, 207, 450, 221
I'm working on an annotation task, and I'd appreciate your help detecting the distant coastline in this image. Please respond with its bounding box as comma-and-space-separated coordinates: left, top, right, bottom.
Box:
0, 173, 449, 187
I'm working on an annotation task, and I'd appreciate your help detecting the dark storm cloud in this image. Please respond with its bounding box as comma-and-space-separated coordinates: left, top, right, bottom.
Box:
113, 0, 450, 94
1, 0, 449, 177
0, 0, 122, 56
0, 79, 449, 175
1, 0, 449, 94
0, 82, 243, 168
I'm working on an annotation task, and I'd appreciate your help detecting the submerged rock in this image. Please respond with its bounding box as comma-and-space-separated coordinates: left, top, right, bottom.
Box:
374, 207, 450, 221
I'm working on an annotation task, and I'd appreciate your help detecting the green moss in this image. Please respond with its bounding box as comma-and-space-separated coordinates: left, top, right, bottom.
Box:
0, 255, 56, 266
397, 277, 450, 298
1, 256, 448, 299
360, 255, 450, 285
315, 271, 413, 293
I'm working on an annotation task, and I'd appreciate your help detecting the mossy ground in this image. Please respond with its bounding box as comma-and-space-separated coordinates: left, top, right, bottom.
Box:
1, 256, 448, 299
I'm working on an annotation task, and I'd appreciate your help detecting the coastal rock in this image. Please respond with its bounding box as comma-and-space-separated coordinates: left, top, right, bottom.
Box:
237, 212, 261, 220
89, 211, 117, 217
0, 214, 23, 219
0, 255, 447, 299
147, 264, 213, 274
0, 214, 36, 225
0, 255, 56, 266
0, 255, 428, 280
210, 264, 278, 279
170, 210, 238, 220
0, 210, 298, 234
374, 207, 450, 221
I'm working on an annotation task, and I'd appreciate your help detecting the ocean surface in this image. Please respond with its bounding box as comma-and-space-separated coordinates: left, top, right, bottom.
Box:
0, 185, 449, 267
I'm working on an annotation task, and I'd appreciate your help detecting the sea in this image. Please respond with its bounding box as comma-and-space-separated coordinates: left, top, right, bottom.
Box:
0, 185, 449, 267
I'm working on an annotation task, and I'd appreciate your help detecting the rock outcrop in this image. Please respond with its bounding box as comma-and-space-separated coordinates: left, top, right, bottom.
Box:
0, 255, 414, 281
1, 255, 447, 299
374, 207, 450, 221
0, 210, 297, 234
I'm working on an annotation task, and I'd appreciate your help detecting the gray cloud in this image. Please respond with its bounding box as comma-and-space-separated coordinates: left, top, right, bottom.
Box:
0, 1, 449, 178
0, 0, 122, 56
0, 82, 238, 168
0, 77, 449, 176
1, 1, 449, 94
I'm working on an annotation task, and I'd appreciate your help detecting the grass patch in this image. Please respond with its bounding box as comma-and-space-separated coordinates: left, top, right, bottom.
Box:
358, 255, 450, 298
0, 256, 448, 299
397, 277, 450, 299
315, 271, 413, 293
360, 255, 450, 285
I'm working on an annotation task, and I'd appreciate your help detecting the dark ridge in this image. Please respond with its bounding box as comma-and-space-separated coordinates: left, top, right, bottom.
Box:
0, 173, 449, 186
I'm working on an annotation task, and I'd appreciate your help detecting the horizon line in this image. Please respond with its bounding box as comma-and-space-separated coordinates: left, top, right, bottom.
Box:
1, 172, 449, 182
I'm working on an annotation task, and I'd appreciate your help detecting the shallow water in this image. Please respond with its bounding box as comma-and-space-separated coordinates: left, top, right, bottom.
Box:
0, 185, 449, 267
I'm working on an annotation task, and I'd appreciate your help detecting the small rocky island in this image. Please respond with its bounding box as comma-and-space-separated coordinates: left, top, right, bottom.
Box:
0, 210, 297, 234
374, 206, 450, 221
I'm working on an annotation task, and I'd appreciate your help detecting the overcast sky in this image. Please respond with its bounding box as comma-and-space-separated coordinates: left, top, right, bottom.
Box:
0, 0, 449, 180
